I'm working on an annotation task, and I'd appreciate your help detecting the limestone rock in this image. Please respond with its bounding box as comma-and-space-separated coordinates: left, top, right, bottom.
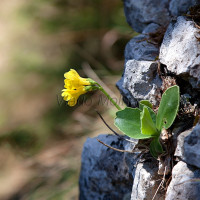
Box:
131, 160, 165, 200
184, 124, 200, 168
117, 28, 161, 107
123, 0, 170, 33
174, 128, 192, 159
160, 16, 200, 89
142, 23, 161, 34
122, 59, 162, 107
165, 161, 200, 200
79, 134, 138, 200
124, 34, 159, 62
169, 0, 200, 16
123, 0, 199, 33
116, 77, 136, 107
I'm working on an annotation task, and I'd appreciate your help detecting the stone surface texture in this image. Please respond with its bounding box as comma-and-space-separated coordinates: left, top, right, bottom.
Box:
174, 128, 192, 159
131, 160, 165, 200
142, 23, 161, 34
124, 34, 159, 62
79, 134, 138, 200
123, 0, 199, 33
184, 124, 200, 168
165, 161, 200, 200
116, 23, 162, 107
169, 0, 200, 16
123, 0, 170, 33
116, 77, 136, 107
160, 16, 200, 89
123, 60, 162, 107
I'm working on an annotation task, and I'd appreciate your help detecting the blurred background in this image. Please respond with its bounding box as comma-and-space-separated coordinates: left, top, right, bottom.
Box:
0, 0, 136, 199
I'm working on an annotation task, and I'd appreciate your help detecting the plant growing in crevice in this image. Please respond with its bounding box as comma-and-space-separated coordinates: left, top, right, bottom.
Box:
61, 69, 180, 158
114, 85, 180, 158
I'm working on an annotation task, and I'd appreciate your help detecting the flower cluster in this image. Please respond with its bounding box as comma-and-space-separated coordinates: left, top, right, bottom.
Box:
61, 69, 96, 106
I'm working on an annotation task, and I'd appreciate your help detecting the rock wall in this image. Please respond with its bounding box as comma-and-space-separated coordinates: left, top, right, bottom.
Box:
79, 1, 200, 200
123, 0, 200, 33
79, 135, 138, 200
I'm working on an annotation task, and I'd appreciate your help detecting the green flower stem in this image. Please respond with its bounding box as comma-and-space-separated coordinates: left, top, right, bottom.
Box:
96, 83, 122, 110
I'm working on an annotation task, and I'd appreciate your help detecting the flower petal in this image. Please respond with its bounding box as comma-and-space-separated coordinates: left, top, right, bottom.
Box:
80, 77, 90, 86
64, 69, 79, 79
68, 98, 77, 106
62, 69, 93, 106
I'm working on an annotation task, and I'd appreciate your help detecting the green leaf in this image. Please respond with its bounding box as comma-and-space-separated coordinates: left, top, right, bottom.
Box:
139, 100, 153, 109
139, 101, 156, 124
114, 107, 153, 139
140, 106, 159, 136
156, 86, 180, 131
150, 137, 164, 158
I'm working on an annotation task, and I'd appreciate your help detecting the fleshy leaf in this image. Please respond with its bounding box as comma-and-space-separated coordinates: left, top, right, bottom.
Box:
140, 106, 159, 136
114, 107, 153, 139
150, 137, 164, 158
139, 100, 153, 109
139, 101, 156, 124
156, 86, 180, 131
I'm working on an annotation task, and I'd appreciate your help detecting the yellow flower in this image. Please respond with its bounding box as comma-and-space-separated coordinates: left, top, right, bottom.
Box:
61, 69, 95, 106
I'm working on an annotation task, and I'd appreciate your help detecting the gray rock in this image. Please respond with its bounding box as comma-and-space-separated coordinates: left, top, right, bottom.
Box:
116, 23, 161, 107
131, 160, 165, 200
169, 0, 200, 16
184, 124, 200, 168
124, 34, 159, 62
79, 134, 138, 200
123, 59, 162, 107
165, 161, 200, 200
142, 23, 161, 34
123, 0, 170, 33
116, 24, 162, 107
160, 16, 200, 89
116, 77, 136, 107
174, 128, 192, 159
